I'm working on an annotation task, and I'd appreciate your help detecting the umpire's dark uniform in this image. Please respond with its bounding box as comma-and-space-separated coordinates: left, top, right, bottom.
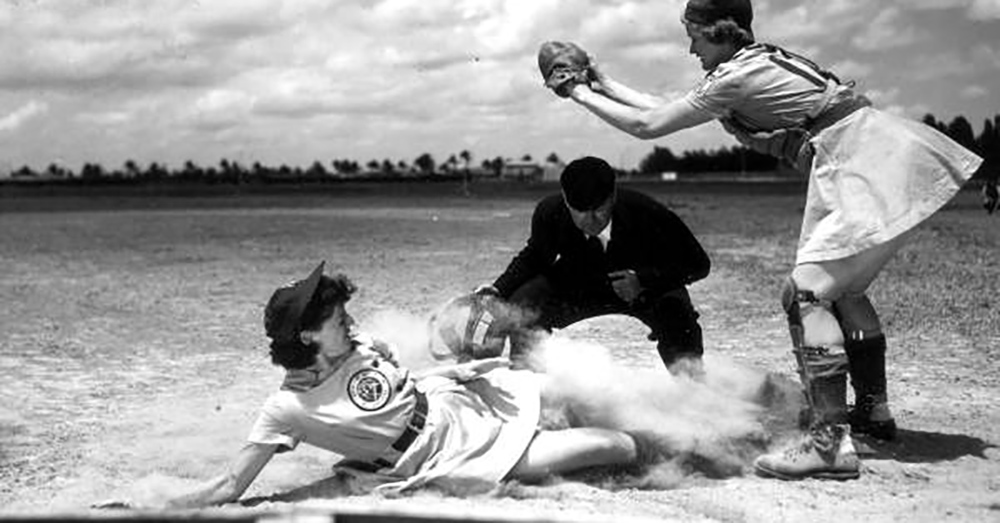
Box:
492, 178, 710, 369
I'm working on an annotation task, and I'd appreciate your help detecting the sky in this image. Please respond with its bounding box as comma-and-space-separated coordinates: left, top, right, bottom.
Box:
0, 0, 998, 173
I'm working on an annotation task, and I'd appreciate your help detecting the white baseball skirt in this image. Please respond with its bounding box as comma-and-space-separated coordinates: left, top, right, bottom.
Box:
797, 107, 982, 264
376, 368, 541, 495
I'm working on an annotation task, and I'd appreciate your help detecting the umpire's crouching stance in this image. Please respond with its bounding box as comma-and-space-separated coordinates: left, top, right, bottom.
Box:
478, 156, 710, 375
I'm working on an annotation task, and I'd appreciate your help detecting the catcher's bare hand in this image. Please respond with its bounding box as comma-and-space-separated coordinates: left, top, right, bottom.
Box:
585, 53, 610, 94
609, 269, 642, 304
538, 41, 591, 98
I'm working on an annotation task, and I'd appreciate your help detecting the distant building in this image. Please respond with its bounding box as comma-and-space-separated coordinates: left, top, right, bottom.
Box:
500, 160, 543, 181
542, 160, 565, 182
501, 158, 565, 182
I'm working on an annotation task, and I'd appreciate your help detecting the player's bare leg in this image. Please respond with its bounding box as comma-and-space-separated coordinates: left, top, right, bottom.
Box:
508, 427, 638, 481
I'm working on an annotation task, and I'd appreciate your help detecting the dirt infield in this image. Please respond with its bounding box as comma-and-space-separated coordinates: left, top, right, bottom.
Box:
1, 182, 997, 522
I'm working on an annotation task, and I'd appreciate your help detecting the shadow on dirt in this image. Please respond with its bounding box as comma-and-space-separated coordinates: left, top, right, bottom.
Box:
240, 473, 362, 506
858, 429, 997, 463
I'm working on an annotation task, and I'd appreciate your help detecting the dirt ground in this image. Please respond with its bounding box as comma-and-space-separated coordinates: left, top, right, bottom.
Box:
1, 182, 998, 522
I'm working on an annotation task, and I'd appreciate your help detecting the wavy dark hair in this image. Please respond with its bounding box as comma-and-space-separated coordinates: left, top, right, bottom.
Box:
268, 274, 357, 369
692, 19, 755, 48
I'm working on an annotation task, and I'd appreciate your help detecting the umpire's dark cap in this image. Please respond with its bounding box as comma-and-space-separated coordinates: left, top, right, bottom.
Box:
264, 261, 324, 343
683, 0, 753, 31
561, 156, 616, 211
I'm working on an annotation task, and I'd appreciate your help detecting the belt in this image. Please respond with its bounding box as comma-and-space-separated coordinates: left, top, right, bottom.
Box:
806, 94, 871, 137
791, 95, 873, 173
372, 390, 428, 470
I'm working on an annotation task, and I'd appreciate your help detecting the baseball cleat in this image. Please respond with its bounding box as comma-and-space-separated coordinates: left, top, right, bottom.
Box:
754, 423, 860, 480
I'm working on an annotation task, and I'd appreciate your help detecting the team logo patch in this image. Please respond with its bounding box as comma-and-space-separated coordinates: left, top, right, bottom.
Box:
347, 368, 391, 411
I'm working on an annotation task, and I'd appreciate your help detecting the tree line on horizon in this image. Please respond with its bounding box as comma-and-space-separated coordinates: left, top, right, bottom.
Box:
6, 112, 997, 183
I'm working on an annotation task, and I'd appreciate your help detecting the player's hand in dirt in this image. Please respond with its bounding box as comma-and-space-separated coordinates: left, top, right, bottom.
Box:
609, 269, 642, 304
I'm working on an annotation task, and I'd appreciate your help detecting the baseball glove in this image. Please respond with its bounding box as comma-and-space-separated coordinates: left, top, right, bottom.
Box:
538, 41, 591, 98
428, 293, 509, 362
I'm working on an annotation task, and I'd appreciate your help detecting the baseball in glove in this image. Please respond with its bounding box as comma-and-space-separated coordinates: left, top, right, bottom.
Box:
538, 41, 591, 98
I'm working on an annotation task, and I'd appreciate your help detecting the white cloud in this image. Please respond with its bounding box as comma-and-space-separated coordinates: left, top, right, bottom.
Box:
76, 111, 132, 126
969, 0, 1000, 19
960, 85, 989, 98
900, 0, 1000, 20
189, 89, 256, 130
828, 60, 873, 83
0, 101, 48, 132
851, 7, 918, 51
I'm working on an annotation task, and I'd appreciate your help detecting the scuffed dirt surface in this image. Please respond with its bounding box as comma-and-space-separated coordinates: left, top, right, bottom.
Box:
1, 183, 998, 522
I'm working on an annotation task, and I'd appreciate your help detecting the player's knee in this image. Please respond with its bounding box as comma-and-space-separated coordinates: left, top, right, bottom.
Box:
781, 276, 842, 349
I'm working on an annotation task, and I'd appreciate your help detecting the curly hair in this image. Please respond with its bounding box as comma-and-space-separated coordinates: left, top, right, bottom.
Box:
268, 274, 357, 369
690, 19, 755, 48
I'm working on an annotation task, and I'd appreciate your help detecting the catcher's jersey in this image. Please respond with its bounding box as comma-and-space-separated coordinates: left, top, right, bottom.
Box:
247, 342, 418, 462
684, 43, 853, 132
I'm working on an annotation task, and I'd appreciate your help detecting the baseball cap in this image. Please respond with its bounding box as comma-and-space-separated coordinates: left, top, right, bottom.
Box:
683, 0, 753, 31
264, 261, 325, 343
560, 156, 616, 211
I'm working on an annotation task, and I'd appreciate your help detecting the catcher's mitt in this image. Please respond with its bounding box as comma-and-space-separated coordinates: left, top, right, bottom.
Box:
428, 293, 509, 362
538, 41, 591, 98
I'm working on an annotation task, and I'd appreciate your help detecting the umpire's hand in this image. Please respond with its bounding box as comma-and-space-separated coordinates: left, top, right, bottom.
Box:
609, 270, 642, 304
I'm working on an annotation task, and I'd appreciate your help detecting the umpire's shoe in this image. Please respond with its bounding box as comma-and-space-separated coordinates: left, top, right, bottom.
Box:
753, 424, 860, 480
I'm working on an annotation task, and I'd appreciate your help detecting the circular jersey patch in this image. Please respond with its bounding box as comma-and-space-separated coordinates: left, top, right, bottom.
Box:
347, 368, 391, 411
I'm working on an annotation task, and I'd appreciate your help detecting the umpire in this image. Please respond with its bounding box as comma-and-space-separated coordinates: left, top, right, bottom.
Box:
479, 156, 710, 373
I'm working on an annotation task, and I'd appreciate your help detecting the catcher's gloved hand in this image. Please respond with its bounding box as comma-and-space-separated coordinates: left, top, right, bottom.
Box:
538, 41, 591, 98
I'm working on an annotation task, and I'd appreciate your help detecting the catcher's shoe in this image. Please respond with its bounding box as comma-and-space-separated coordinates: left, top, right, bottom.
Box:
848, 395, 897, 441
754, 424, 860, 481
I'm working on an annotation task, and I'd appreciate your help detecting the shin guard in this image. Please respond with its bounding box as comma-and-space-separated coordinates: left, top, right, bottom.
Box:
783, 278, 849, 427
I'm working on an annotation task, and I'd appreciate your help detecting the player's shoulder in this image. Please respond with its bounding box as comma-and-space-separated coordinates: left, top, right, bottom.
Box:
706, 43, 772, 82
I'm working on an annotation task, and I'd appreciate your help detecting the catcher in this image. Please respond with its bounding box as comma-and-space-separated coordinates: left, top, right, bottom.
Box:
541, 0, 985, 481
117, 262, 642, 509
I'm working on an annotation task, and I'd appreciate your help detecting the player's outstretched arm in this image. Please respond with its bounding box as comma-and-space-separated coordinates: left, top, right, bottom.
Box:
569, 83, 713, 139
588, 59, 664, 110
164, 443, 278, 509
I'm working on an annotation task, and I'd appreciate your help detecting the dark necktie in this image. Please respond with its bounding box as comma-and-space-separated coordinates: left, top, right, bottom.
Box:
587, 235, 604, 256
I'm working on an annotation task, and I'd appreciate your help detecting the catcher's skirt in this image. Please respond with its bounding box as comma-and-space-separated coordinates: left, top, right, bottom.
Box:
797, 107, 982, 264
378, 368, 542, 495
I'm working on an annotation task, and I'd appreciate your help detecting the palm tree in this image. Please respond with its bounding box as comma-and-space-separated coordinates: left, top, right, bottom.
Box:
414, 153, 435, 175
459, 149, 473, 195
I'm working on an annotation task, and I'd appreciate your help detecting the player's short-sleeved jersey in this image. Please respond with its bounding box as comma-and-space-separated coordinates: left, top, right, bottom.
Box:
247, 341, 418, 462
684, 43, 855, 132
